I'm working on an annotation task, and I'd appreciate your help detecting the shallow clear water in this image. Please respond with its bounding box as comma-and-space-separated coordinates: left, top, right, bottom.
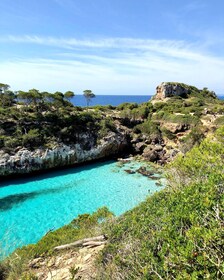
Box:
0, 160, 162, 256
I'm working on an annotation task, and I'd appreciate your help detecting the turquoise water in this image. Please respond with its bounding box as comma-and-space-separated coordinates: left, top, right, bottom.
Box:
0, 160, 162, 256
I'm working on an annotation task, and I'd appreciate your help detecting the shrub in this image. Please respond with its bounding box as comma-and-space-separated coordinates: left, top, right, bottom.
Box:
179, 126, 205, 153
97, 126, 224, 279
22, 129, 43, 149
4, 136, 21, 149
13, 207, 114, 260
98, 118, 117, 138
117, 102, 138, 110
136, 119, 161, 137
160, 127, 176, 140
214, 116, 224, 126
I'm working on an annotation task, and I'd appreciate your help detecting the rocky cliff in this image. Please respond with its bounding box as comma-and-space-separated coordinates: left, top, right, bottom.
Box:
154, 82, 217, 101
0, 131, 128, 177
154, 82, 189, 100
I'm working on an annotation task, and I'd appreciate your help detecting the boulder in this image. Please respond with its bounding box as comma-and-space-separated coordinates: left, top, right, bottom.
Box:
135, 142, 147, 152
142, 146, 159, 162
161, 122, 189, 134
142, 144, 166, 163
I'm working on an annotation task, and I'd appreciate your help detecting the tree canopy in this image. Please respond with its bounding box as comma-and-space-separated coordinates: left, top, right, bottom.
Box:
83, 90, 95, 106
64, 91, 75, 102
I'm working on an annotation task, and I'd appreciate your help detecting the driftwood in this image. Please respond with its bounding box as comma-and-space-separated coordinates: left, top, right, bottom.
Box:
83, 241, 107, 248
54, 235, 107, 251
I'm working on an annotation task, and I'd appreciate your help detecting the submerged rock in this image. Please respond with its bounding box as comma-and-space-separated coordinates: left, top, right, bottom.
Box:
136, 166, 155, 177
124, 169, 136, 174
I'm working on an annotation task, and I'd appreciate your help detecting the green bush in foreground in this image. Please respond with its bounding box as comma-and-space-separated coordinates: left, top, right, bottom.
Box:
97, 126, 224, 279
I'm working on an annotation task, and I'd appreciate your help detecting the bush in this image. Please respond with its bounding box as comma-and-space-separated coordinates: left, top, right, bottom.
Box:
4, 136, 21, 149
117, 102, 138, 110
160, 127, 176, 140
163, 114, 200, 125
179, 127, 205, 153
214, 116, 224, 126
136, 119, 161, 137
97, 126, 224, 279
98, 118, 117, 138
22, 129, 43, 149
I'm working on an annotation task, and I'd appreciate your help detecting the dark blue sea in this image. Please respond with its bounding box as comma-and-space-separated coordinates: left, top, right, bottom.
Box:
71, 95, 151, 107
71, 95, 224, 107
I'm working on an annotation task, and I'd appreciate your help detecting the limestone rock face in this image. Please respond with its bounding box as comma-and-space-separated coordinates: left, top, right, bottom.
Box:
155, 82, 189, 100
0, 131, 128, 177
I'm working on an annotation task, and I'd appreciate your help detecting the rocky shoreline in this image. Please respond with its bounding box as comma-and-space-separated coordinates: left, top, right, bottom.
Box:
0, 128, 181, 178
0, 131, 128, 177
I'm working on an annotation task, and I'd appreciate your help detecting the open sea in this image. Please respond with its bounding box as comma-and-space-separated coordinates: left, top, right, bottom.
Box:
0, 160, 163, 257
71, 94, 224, 107
71, 95, 151, 107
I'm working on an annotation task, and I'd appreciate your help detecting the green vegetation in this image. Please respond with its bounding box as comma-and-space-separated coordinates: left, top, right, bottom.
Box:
0, 82, 223, 279
0, 207, 113, 279
165, 83, 217, 100
0, 84, 118, 153
118, 102, 151, 120
134, 119, 161, 142
0, 82, 223, 154
0, 107, 103, 152
214, 116, 224, 126
124, 85, 224, 146
96, 126, 224, 279
83, 89, 95, 107
99, 117, 117, 138
64, 91, 75, 102
178, 126, 205, 153
18, 207, 113, 259
1, 127, 223, 279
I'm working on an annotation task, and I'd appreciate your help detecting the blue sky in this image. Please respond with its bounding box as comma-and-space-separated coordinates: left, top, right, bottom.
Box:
0, 0, 224, 95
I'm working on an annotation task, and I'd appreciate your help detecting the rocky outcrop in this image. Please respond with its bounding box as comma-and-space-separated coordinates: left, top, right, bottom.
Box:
0, 131, 128, 177
154, 82, 189, 100
142, 144, 165, 162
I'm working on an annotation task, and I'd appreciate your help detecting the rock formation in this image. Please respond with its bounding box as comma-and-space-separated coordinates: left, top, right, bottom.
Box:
154, 82, 189, 100
0, 131, 128, 177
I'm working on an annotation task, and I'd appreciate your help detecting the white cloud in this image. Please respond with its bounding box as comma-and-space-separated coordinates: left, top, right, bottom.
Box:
1, 35, 198, 55
0, 36, 224, 95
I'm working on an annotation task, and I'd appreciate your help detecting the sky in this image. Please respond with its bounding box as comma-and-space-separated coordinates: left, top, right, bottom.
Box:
0, 0, 224, 95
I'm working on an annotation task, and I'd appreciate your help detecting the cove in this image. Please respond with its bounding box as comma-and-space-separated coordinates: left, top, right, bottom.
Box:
0, 160, 162, 256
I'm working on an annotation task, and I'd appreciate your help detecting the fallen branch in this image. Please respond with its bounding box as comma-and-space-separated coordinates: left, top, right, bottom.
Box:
54, 235, 107, 251
83, 241, 107, 248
